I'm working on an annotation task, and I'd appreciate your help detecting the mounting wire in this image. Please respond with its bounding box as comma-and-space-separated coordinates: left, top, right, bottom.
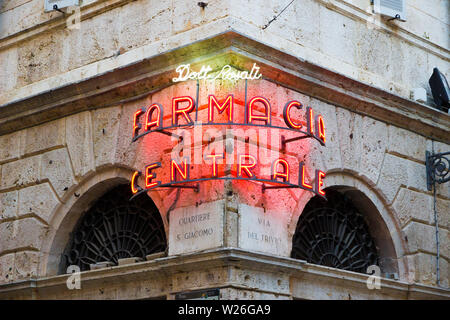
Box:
262, 0, 296, 30
431, 140, 441, 287
387, 14, 401, 21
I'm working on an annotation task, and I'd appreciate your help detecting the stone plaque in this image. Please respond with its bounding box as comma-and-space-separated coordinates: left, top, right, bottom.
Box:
238, 204, 289, 256
169, 200, 224, 255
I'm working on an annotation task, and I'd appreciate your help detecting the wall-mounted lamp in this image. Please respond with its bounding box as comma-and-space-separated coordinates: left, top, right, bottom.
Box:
429, 68, 450, 113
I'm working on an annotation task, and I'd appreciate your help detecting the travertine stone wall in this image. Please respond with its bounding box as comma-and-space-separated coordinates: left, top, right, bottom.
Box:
0, 80, 448, 291
0, 0, 448, 102
0, 0, 449, 298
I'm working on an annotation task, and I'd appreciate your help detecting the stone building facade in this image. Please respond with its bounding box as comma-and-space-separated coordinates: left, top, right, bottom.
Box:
0, 0, 449, 299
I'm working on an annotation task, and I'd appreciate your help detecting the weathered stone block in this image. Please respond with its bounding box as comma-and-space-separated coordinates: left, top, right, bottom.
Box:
117, 0, 171, 50
336, 108, 363, 172
16, 29, 63, 86
403, 222, 449, 259
89, 261, 114, 270
14, 251, 39, 280
172, 0, 227, 34
359, 117, 388, 184
0, 0, 33, 13
406, 160, 428, 192
41, 148, 76, 198
0, 191, 18, 220
308, 99, 341, 172
0, 131, 22, 164
436, 198, 449, 230
168, 200, 224, 256
376, 154, 408, 204
0, 218, 49, 254
388, 126, 426, 162
409, 252, 449, 288
118, 257, 143, 266
320, 5, 356, 66
146, 252, 166, 261
393, 188, 433, 227
0, 47, 19, 94
24, 119, 65, 156
66, 112, 95, 178
93, 106, 121, 168
0, 253, 14, 283
436, 182, 450, 200
0, 155, 41, 190
18, 183, 60, 223
114, 103, 140, 167
0, 253, 14, 284
230, 267, 290, 295
354, 22, 392, 80
238, 203, 289, 257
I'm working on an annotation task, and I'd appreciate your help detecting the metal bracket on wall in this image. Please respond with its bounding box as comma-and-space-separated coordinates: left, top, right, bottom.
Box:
426, 151, 450, 191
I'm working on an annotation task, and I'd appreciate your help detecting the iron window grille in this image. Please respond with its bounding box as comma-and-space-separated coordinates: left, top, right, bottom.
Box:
291, 189, 379, 274
61, 184, 167, 272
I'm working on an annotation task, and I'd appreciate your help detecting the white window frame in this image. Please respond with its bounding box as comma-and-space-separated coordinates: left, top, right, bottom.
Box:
373, 0, 406, 21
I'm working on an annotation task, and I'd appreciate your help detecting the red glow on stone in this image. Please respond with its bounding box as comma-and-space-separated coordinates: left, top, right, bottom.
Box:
283, 101, 303, 130
171, 157, 190, 182
208, 95, 234, 123
316, 170, 326, 196
238, 154, 257, 178
145, 163, 161, 189
132, 108, 144, 139
131, 171, 140, 194
316, 114, 326, 144
172, 96, 195, 125
272, 158, 289, 183
247, 96, 271, 125
306, 107, 313, 135
145, 103, 163, 131
299, 162, 312, 190
206, 153, 224, 177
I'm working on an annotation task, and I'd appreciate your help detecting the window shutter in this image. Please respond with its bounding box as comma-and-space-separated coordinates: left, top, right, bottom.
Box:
373, 0, 406, 21
44, 0, 79, 12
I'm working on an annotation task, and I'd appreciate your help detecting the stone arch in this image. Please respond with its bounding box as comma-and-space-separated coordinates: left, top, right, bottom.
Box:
39, 166, 168, 277
288, 172, 409, 281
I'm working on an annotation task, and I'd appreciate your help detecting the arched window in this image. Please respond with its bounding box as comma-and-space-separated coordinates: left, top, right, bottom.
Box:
291, 189, 379, 274
61, 184, 166, 272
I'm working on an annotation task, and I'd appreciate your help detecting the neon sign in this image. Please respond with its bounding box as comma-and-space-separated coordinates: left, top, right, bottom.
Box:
130, 92, 328, 199
172, 64, 263, 82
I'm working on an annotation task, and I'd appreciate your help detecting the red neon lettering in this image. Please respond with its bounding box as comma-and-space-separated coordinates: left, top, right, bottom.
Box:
172, 96, 195, 125
272, 159, 290, 182
206, 153, 224, 177
132, 108, 145, 139
131, 171, 141, 194
247, 96, 271, 125
145, 104, 163, 131
238, 154, 257, 178
299, 162, 312, 190
208, 95, 234, 123
283, 101, 303, 129
171, 157, 190, 181
315, 170, 326, 196
306, 107, 314, 135
145, 163, 161, 189
315, 114, 326, 144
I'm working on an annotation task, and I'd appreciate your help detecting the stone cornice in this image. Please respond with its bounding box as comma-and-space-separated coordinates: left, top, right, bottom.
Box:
0, 248, 448, 299
0, 31, 448, 144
